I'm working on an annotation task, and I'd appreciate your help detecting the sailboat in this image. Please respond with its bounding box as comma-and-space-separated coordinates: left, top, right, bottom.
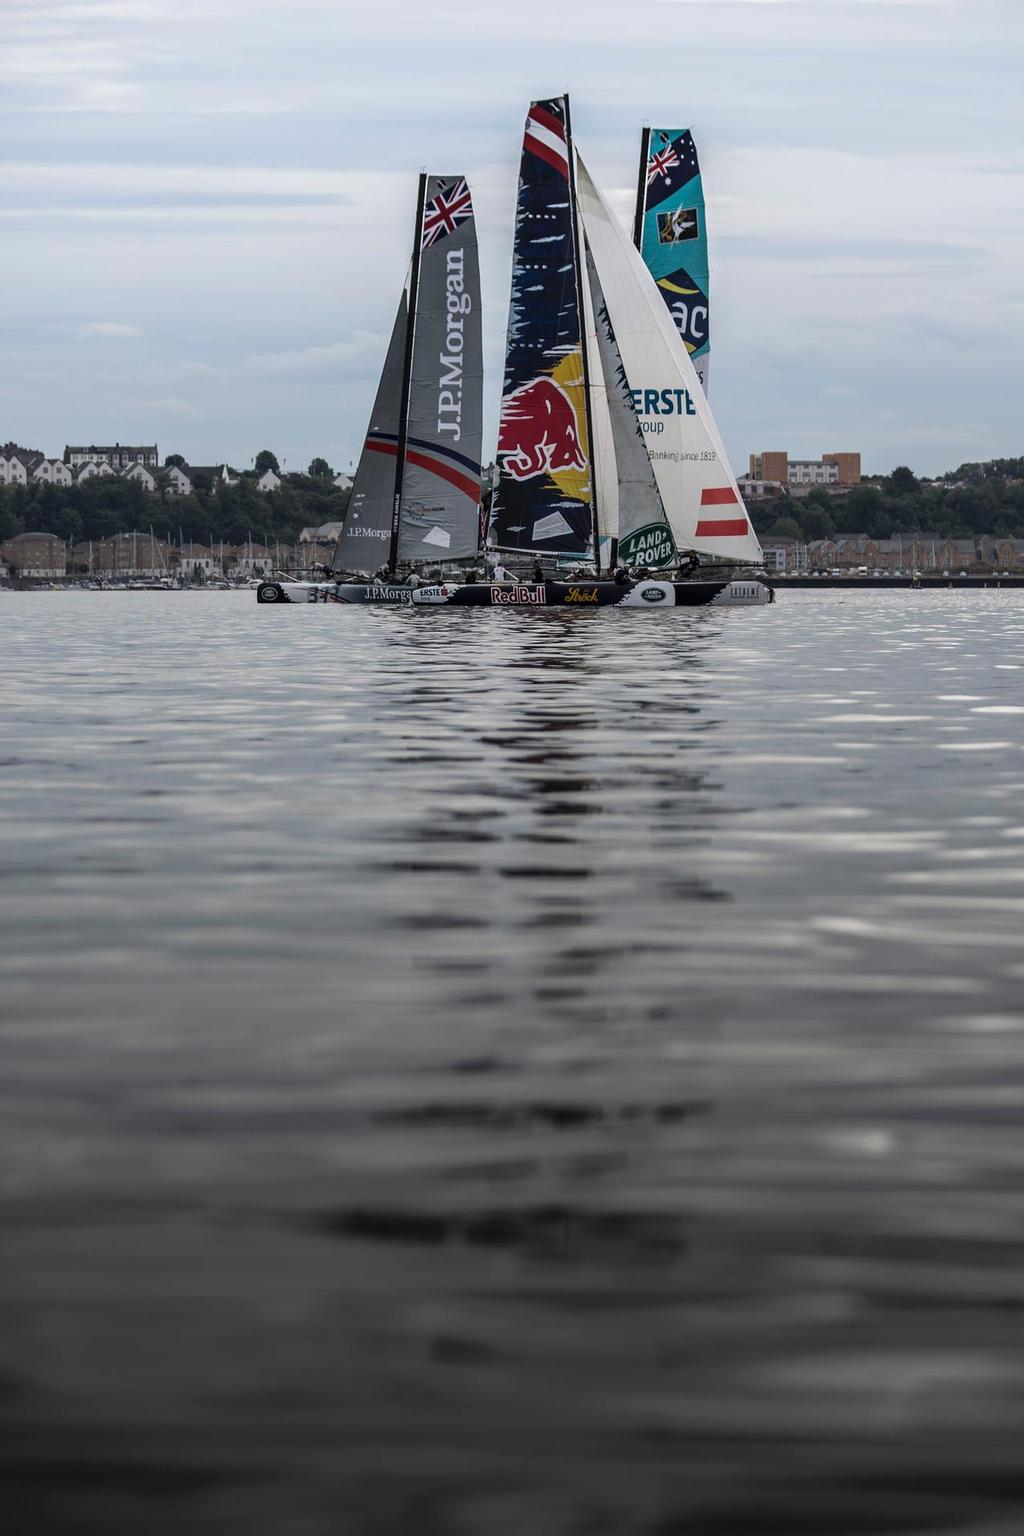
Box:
633, 126, 711, 396
259, 99, 771, 609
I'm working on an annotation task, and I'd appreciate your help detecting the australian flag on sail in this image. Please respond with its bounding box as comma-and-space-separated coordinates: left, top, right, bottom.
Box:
491, 96, 594, 556
643, 129, 701, 210
421, 177, 473, 249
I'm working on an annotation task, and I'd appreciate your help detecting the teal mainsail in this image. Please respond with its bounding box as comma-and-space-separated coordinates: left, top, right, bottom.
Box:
633, 128, 710, 395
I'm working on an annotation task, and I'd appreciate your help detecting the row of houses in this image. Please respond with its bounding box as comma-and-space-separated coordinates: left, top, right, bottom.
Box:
1, 530, 338, 580
0, 443, 354, 498
761, 533, 1024, 574
0, 449, 285, 497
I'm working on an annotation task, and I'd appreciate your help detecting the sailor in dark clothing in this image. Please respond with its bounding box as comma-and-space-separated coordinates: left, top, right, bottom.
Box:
532, 558, 544, 583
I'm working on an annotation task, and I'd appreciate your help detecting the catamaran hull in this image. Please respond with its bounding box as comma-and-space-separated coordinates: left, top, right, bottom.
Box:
256, 579, 773, 608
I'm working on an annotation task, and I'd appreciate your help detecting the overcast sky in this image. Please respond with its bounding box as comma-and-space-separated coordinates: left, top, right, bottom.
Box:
1, 0, 1020, 477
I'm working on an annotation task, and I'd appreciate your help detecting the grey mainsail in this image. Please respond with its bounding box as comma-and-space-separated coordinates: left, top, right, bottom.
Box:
397, 176, 483, 562
331, 293, 408, 573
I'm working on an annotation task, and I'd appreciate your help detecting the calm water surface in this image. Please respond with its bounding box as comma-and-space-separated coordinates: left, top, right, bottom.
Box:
2, 589, 1023, 1535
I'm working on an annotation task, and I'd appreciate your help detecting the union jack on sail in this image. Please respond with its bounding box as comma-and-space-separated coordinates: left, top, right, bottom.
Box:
647, 143, 680, 186
421, 177, 473, 249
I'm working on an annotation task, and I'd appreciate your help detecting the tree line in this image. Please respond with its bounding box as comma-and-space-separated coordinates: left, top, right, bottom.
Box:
0, 451, 350, 547
4, 452, 1023, 550
750, 462, 1024, 545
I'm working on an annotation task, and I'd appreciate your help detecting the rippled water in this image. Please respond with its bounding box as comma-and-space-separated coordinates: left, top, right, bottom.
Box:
2, 589, 1023, 1535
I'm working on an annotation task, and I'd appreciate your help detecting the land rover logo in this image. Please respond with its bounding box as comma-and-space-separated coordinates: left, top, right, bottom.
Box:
619, 521, 677, 568
640, 586, 667, 603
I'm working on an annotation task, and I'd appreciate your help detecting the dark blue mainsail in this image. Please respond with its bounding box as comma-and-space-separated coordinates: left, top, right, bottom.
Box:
491, 97, 594, 556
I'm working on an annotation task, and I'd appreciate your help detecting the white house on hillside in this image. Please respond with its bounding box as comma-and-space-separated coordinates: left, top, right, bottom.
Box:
32, 459, 73, 487
75, 460, 116, 484
122, 462, 158, 492
163, 464, 193, 496
0, 455, 28, 486
256, 468, 281, 492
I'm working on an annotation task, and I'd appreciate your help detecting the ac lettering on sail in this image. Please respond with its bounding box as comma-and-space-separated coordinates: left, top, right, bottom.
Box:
438, 248, 469, 441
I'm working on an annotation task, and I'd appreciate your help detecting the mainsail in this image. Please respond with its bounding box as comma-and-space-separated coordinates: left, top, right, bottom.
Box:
398, 175, 483, 562
633, 128, 711, 396
577, 152, 761, 565
491, 97, 597, 557
332, 174, 482, 573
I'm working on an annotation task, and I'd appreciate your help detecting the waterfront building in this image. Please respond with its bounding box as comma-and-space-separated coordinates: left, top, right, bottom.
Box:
299, 521, 344, 544
1, 531, 68, 578
71, 532, 174, 577
760, 536, 806, 573
228, 543, 275, 577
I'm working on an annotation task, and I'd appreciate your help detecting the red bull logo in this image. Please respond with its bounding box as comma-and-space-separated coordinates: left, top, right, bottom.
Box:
497, 375, 587, 481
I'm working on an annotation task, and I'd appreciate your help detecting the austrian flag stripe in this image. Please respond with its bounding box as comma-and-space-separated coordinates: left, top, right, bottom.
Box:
524, 104, 569, 179
695, 487, 749, 537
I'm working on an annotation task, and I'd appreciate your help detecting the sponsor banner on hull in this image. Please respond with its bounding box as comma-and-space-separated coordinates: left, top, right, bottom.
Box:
619, 581, 676, 606
259, 578, 771, 609
490, 584, 547, 605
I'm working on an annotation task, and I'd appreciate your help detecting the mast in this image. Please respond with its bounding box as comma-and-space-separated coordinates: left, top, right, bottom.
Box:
565, 98, 601, 572
632, 126, 650, 249
388, 172, 427, 575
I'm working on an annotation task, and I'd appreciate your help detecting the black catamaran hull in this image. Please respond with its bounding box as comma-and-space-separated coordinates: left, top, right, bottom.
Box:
256, 579, 773, 608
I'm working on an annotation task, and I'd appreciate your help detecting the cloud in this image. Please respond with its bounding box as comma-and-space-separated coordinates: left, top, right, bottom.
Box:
76, 320, 144, 338
141, 395, 200, 417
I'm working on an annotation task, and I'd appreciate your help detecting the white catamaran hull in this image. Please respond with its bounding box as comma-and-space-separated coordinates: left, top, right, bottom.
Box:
256, 578, 773, 608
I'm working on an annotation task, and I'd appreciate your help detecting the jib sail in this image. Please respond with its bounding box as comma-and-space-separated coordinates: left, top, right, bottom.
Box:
398, 175, 483, 563
491, 97, 597, 557
331, 292, 408, 573
633, 127, 711, 396
584, 242, 676, 570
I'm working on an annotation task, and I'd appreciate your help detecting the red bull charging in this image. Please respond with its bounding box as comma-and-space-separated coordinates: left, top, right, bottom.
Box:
497, 375, 587, 481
